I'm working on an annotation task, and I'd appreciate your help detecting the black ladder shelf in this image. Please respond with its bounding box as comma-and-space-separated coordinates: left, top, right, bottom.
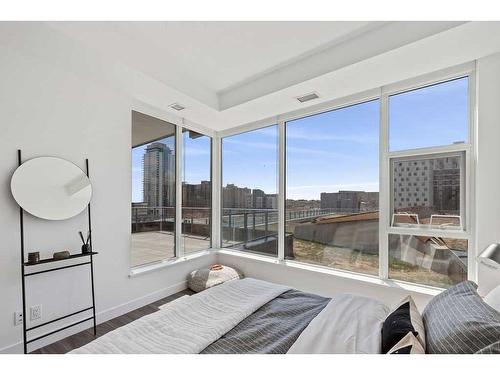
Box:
18, 150, 97, 354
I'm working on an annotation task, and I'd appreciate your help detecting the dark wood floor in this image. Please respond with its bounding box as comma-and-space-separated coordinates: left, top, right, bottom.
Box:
32, 289, 193, 354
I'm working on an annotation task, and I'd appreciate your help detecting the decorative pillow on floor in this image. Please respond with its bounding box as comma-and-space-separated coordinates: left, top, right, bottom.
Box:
381, 296, 425, 354
422, 280, 500, 354
387, 332, 425, 354
188, 264, 244, 293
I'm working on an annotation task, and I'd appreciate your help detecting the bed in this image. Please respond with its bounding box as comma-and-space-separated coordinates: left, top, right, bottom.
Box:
71, 278, 500, 354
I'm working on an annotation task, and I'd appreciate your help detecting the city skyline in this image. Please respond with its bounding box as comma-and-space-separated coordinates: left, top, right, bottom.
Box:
133, 77, 467, 203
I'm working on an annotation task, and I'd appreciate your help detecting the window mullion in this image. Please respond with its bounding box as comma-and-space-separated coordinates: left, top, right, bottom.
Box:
379, 94, 389, 280
212, 135, 222, 249
467, 68, 477, 283
175, 125, 183, 258
278, 120, 285, 261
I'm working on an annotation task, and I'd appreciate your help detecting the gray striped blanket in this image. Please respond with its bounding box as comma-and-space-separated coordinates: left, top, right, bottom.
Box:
202, 290, 330, 353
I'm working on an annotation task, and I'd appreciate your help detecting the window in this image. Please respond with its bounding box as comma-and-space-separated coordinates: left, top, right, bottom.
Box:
386, 77, 470, 287
285, 100, 380, 275
217, 69, 473, 290
131, 111, 176, 267
182, 129, 212, 254
390, 153, 464, 230
388, 234, 467, 288
389, 77, 468, 151
221, 125, 278, 256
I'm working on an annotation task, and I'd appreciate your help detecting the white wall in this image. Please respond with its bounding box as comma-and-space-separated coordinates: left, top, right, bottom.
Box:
475, 53, 500, 295
0, 24, 215, 353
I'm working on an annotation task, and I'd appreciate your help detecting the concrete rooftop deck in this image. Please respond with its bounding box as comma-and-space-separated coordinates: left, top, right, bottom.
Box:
131, 231, 210, 267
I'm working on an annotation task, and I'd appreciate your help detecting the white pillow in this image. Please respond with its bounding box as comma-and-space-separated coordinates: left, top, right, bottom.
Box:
484, 285, 500, 312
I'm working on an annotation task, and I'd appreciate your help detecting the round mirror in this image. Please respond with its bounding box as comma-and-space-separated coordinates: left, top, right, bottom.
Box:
11, 157, 92, 220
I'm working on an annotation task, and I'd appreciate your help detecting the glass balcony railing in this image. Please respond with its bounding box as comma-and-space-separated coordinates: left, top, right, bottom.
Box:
131, 206, 176, 233
131, 206, 212, 234
221, 207, 342, 257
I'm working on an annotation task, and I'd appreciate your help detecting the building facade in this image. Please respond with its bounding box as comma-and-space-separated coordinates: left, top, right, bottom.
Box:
223, 184, 252, 209
392, 156, 460, 214
222, 184, 278, 209
320, 190, 379, 212
143, 142, 175, 208
182, 180, 211, 207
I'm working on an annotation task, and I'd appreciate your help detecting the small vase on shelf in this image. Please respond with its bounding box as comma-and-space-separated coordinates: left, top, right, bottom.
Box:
81, 244, 91, 254
79, 230, 91, 254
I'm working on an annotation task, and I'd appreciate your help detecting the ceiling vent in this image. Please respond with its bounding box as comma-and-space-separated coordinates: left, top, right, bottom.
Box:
296, 92, 319, 103
170, 103, 186, 111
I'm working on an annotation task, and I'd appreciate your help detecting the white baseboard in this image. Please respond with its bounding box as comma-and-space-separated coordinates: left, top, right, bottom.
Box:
97, 280, 187, 324
0, 280, 187, 354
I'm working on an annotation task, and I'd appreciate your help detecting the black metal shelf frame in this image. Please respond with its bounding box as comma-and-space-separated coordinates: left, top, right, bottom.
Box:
18, 150, 97, 354
25, 251, 98, 266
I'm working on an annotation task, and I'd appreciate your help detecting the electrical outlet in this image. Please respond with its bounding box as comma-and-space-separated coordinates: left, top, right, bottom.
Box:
14, 311, 23, 326
30, 305, 42, 321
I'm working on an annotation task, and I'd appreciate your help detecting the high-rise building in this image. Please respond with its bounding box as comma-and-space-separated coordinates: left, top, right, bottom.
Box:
392, 156, 460, 213
182, 180, 211, 207
223, 184, 252, 208
432, 159, 460, 213
252, 189, 265, 209
222, 185, 277, 210
143, 142, 175, 208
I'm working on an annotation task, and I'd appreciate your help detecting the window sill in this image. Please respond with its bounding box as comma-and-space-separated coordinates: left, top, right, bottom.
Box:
218, 248, 281, 264
216, 248, 443, 297
129, 247, 444, 297
129, 250, 213, 277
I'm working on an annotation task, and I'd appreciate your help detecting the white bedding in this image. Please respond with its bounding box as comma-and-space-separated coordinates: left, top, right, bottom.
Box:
71, 278, 289, 354
287, 293, 390, 354
71, 279, 389, 354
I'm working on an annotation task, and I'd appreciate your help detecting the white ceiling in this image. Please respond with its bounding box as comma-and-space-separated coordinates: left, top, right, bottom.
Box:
47, 21, 379, 105
44, 21, 500, 132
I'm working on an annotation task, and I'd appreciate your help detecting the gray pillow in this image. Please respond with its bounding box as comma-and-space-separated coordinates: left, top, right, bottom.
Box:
422, 281, 500, 354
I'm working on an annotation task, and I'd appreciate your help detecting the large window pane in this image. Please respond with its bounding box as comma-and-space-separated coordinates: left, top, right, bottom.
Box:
285, 100, 380, 275
131, 111, 176, 267
389, 234, 467, 288
391, 153, 464, 230
182, 130, 212, 254
222, 125, 278, 256
389, 77, 468, 151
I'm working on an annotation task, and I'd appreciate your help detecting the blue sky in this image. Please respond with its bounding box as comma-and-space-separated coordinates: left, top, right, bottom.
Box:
389, 77, 468, 151
182, 132, 211, 184
221, 104, 381, 200
286, 100, 380, 200
222, 125, 279, 194
133, 77, 468, 202
221, 100, 379, 200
